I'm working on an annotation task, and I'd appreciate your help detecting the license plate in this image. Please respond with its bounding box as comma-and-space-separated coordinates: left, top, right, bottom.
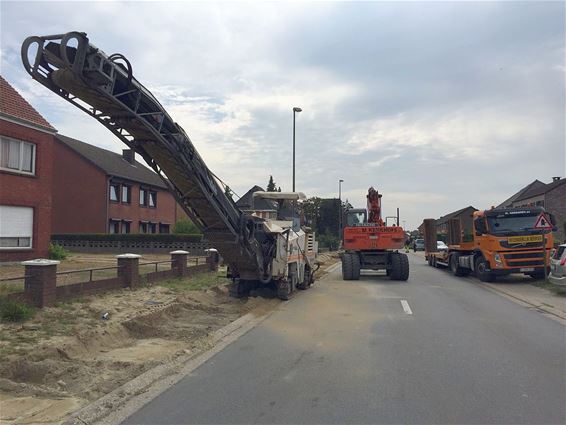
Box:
508, 235, 543, 244
520, 267, 535, 272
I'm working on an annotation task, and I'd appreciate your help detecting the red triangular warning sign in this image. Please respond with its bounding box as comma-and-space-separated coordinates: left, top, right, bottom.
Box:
534, 213, 553, 229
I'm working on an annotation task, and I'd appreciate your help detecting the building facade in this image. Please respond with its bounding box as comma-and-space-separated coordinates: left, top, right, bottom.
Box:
0, 76, 57, 261
504, 177, 566, 243
52, 135, 182, 235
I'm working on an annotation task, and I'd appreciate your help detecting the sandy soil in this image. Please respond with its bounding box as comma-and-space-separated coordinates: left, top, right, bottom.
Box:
0, 272, 274, 425
0, 252, 339, 424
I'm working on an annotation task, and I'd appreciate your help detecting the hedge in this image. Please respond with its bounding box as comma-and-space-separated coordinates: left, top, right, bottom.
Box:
51, 233, 204, 243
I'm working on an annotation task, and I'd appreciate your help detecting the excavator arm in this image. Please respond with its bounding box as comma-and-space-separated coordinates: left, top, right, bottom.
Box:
21, 31, 272, 280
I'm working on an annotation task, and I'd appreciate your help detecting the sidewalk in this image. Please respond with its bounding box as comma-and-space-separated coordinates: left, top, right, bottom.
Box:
409, 251, 566, 321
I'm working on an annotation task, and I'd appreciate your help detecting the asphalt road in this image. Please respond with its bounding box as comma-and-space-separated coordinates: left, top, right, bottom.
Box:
123, 254, 565, 424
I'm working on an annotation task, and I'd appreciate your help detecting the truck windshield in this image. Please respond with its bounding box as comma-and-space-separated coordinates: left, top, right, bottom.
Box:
487, 214, 540, 233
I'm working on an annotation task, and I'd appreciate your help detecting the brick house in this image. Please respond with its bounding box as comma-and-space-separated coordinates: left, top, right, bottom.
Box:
499, 177, 566, 243
0, 76, 57, 261
432, 206, 478, 241
52, 134, 185, 234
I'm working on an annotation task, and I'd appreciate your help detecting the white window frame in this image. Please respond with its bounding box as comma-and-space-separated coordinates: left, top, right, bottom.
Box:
0, 136, 36, 176
0, 206, 33, 250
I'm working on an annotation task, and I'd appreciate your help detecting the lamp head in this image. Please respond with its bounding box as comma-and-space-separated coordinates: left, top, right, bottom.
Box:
293, 107, 302, 113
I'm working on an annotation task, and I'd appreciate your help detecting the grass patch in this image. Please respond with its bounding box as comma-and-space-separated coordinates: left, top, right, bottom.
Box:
159, 272, 223, 292
530, 279, 566, 297
0, 299, 35, 322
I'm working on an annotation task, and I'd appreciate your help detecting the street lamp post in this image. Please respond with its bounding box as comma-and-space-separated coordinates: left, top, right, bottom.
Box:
292, 107, 302, 192
339, 179, 344, 237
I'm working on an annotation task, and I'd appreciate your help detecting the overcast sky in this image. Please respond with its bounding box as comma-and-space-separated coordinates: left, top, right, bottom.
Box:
1, 1, 564, 229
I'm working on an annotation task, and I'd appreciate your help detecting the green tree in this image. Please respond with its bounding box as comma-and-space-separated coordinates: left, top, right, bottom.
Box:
224, 185, 233, 200
267, 175, 277, 192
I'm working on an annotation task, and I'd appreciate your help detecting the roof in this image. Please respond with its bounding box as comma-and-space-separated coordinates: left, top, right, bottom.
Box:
514, 178, 566, 202
436, 206, 478, 225
497, 180, 546, 208
0, 76, 56, 132
56, 134, 167, 189
236, 186, 279, 211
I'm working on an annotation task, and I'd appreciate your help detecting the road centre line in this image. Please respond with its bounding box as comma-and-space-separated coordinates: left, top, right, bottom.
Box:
400, 299, 413, 315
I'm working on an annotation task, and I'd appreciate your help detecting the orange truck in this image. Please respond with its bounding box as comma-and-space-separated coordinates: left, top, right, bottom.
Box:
424, 207, 555, 282
341, 187, 409, 281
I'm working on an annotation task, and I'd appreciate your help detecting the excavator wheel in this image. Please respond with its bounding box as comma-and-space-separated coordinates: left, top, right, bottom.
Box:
342, 253, 354, 280
351, 254, 361, 280
389, 252, 409, 281
277, 278, 292, 300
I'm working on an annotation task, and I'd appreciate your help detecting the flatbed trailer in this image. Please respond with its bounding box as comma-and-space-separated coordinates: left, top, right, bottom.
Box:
423, 207, 555, 282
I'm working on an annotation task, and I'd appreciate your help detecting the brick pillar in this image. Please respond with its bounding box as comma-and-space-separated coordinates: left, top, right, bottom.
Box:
116, 254, 141, 288
170, 250, 189, 276
21, 259, 60, 308
206, 248, 219, 271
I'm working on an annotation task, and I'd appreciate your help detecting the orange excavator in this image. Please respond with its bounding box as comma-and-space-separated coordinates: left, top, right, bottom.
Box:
341, 187, 409, 280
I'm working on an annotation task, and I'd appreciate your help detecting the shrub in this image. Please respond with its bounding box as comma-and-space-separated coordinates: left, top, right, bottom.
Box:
173, 219, 201, 235
49, 243, 69, 260
0, 299, 35, 322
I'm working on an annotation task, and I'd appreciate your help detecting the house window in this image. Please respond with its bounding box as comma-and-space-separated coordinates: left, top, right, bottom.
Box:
0, 206, 33, 249
139, 221, 148, 233
109, 219, 120, 234
148, 222, 157, 234
121, 221, 131, 234
159, 223, 170, 234
121, 185, 131, 203
0, 137, 36, 175
148, 191, 157, 208
139, 188, 147, 206
109, 183, 120, 202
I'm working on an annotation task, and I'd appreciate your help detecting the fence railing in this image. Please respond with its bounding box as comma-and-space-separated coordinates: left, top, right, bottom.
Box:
4, 251, 219, 308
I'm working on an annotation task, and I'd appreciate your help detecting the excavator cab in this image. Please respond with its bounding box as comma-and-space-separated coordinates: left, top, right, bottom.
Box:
346, 209, 367, 226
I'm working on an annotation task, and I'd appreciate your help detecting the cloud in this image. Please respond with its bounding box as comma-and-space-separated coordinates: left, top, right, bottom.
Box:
0, 1, 564, 230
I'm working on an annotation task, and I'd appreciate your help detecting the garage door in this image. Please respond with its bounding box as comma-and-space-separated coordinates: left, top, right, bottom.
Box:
0, 206, 33, 248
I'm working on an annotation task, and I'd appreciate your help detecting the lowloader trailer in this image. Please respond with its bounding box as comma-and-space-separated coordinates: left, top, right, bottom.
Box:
423, 207, 555, 282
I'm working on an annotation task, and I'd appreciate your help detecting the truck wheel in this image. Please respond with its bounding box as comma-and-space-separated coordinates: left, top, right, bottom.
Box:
342, 254, 353, 280
351, 254, 361, 280
390, 253, 409, 281
450, 254, 468, 277
475, 257, 495, 282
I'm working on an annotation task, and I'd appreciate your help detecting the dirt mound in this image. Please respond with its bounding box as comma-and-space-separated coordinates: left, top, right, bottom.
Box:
0, 279, 277, 424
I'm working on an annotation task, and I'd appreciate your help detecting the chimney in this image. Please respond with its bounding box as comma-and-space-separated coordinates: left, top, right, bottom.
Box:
552, 176, 561, 182
122, 149, 135, 165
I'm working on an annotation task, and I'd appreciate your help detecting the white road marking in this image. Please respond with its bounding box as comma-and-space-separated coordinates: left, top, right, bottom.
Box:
400, 299, 413, 315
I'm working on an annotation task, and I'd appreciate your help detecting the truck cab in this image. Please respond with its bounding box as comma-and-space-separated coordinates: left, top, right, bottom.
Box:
425, 207, 555, 282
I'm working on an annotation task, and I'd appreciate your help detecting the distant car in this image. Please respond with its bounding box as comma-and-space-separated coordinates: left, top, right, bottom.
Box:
413, 239, 425, 251
549, 244, 566, 286
437, 241, 448, 251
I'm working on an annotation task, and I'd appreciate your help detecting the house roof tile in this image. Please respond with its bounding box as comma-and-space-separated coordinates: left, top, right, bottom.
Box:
436, 206, 478, 225
514, 178, 566, 201
0, 76, 55, 131
56, 134, 167, 189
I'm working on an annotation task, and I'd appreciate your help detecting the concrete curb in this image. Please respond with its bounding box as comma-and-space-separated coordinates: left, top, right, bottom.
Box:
65, 305, 279, 425
480, 283, 566, 323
